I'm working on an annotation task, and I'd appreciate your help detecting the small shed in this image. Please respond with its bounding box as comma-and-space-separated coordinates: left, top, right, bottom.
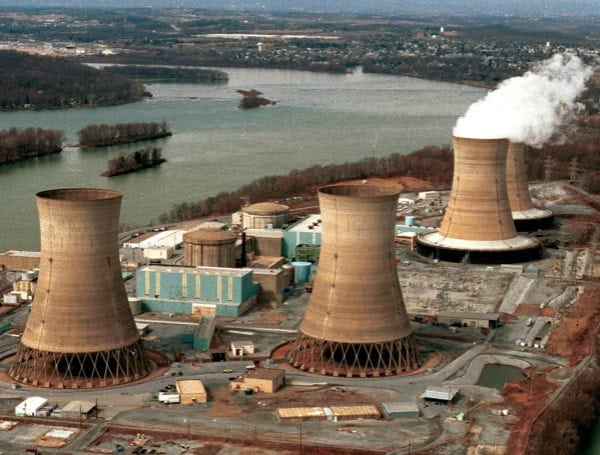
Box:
176, 379, 207, 404
230, 340, 255, 357
421, 386, 460, 404
230, 368, 285, 394
381, 402, 420, 419
61, 401, 97, 420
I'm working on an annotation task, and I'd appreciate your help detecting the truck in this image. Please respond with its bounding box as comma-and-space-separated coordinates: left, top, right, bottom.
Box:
158, 392, 180, 404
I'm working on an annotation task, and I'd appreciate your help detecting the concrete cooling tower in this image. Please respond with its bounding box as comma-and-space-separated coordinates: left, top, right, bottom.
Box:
287, 184, 421, 377
506, 142, 554, 231
416, 137, 542, 264
9, 188, 150, 388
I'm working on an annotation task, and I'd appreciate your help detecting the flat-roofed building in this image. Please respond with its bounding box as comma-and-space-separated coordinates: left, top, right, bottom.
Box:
231, 368, 284, 393
61, 400, 97, 420
329, 405, 380, 421
381, 402, 420, 419
421, 386, 460, 403
176, 379, 207, 404
0, 250, 40, 271
437, 311, 499, 329
276, 407, 327, 421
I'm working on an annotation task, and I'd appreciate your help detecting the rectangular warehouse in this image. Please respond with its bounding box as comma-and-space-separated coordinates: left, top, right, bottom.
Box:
136, 265, 259, 317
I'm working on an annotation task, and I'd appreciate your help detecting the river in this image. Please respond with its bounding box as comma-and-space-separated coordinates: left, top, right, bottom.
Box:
0, 67, 487, 250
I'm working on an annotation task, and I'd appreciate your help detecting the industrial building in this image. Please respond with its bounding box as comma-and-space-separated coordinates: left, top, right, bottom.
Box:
135, 265, 259, 317
241, 202, 290, 229
288, 184, 421, 377
0, 250, 40, 271
9, 188, 150, 388
416, 137, 542, 263
506, 142, 554, 231
230, 368, 285, 393
381, 402, 421, 419
61, 401, 97, 420
176, 379, 207, 404
183, 227, 237, 268
282, 214, 322, 260
437, 311, 500, 329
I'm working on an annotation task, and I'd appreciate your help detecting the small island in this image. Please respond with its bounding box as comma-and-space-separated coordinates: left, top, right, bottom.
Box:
237, 89, 277, 109
0, 127, 64, 165
101, 147, 165, 177
77, 121, 172, 147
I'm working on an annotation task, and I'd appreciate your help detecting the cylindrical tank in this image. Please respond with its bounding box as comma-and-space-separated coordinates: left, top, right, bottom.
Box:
183, 228, 237, 268
416, 137, 542, 263
291, 261, 312, 284
9, 188, 150, 388
241, 202, 289, 229
405, 215, 416, 226
287, 184, 421, 377
506, 142, 553, 231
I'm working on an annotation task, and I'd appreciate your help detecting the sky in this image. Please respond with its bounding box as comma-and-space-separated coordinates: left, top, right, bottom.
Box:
0, 0, 600, 16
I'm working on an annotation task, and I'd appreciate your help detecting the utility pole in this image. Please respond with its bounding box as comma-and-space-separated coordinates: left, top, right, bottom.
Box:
544, 154, 554, 183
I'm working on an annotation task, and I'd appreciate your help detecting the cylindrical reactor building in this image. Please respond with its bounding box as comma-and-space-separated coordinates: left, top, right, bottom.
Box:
183, 228, 237, 267
416, 137, 542, 263
287, 184, 421, 377
241, 202, 289, 229
9, 188, 150, 388
506, 142, 553, 231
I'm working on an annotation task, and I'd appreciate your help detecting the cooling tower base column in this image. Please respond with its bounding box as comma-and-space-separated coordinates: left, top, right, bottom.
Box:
9, 340, 151, 389
287, 333, 421, 378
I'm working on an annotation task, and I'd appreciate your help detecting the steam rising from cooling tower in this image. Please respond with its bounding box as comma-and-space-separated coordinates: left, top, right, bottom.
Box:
454, 53, 593, 147
287, 184, 421, 377
416, 137, 542, 263
9, 188, 150, 388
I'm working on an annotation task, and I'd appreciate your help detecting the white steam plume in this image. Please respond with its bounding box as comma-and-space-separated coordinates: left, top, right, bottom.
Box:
453, 53, 594, 147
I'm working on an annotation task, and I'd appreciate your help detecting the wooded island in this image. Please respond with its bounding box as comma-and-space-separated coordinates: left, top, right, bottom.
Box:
77, 122, 172, 147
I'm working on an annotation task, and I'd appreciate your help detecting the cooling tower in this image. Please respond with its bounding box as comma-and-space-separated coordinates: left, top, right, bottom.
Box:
287, 184, 421, 377
9, 188, 150, 388
506, 142, 554, 231
416, 137, 542, 264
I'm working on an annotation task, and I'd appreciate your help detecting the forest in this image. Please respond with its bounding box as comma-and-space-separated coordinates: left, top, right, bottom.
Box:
77, 121, 171, 147
102, 147, 165, 177
102, 65, 229, 83
157, 129, 600, 224
0, 127, 64, 165
0, 51, 148, 111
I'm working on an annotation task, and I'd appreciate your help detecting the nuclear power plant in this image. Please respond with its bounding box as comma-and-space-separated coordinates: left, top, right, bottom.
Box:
506, 141, 554, 231
287, 183, 421, 377
416, 136, 543, 264
9, 188, 150, 388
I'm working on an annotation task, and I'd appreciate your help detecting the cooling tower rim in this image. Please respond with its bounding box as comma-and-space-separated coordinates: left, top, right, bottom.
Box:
319, 183, 402, 199
36, 187, 123, 202
512, 207, 553, 220
417, 231, 540, 252
452, 135, 510, 144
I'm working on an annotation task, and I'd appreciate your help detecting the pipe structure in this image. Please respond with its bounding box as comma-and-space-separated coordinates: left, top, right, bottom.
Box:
9, 188, 150, 388
416, 137, 542, 263
287, 184, 421, 377
506, 142, 554, 231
